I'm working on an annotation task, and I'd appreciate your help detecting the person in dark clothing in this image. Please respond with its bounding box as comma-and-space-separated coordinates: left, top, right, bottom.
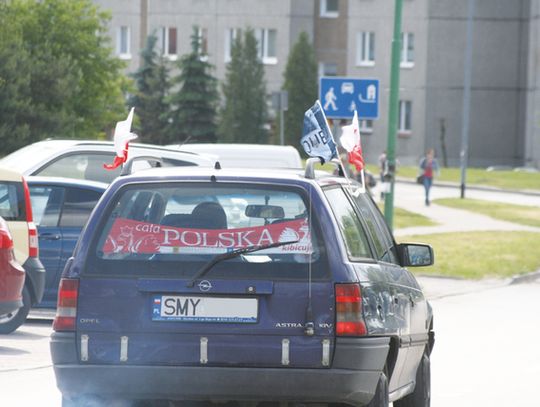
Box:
419, 148, 440, 206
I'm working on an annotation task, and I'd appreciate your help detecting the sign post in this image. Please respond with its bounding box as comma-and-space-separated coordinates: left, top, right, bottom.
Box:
383, 0, 403, 231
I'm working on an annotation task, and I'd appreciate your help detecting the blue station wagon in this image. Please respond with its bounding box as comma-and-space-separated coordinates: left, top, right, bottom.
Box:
51, 159, 434, 407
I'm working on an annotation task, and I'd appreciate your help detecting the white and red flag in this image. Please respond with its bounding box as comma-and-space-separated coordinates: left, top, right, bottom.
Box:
340, 110, 364, 172
104, 107, 138, 170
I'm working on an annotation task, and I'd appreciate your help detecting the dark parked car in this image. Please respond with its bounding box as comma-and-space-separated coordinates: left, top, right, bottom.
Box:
51, 159, 434, 407
27, 177, 107, 308
0, 216, 26, 333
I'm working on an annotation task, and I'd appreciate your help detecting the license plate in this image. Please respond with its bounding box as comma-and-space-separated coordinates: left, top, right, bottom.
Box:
152, 295, 258, 323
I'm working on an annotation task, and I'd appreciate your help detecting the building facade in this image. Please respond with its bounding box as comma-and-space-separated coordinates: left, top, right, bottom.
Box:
94, 0, 539, 168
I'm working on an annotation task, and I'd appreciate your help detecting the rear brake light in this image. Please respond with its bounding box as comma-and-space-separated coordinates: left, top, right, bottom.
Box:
0, 218, 13, 249
23, 178, 38, 257
335, 283, 367, 336
53, 279, 79, 332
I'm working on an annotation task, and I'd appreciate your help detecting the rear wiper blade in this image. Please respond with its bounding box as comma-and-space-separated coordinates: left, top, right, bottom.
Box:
186, 240, 299, 288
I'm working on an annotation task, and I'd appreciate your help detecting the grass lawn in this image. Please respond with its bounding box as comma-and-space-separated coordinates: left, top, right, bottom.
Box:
391, 165, 540, 191
434, 198, 540, 228
398, 231, 540, 279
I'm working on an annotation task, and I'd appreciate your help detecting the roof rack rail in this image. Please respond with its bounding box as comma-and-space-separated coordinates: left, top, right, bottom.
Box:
304, 157, 346, 179
120, 156, 164, 176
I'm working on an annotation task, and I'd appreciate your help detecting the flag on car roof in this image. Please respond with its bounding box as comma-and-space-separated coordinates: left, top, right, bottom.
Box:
301, 100, 337, 163
340, 110, 364, 171
104, 107, 138, 170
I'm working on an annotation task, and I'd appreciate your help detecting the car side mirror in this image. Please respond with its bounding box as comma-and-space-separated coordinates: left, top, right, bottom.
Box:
397, 243, 434, 267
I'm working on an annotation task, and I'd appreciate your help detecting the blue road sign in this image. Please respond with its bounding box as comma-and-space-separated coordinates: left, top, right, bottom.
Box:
319, 77, 379, 120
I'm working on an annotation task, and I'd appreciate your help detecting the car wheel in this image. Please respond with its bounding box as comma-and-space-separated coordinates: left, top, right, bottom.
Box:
366, 371, 389, 407
0, 285, 31, 334
394, 352, 431, 407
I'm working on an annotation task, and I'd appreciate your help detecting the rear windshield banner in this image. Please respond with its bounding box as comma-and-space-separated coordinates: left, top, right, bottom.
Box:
102, 218, 312, 255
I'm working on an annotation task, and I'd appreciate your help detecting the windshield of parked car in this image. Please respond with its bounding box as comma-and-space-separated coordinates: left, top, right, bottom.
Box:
89, 183, 328, 280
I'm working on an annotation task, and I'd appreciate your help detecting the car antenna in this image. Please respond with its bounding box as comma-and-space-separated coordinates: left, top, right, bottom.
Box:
214, 161, 221, 170
175, 135, 193, 149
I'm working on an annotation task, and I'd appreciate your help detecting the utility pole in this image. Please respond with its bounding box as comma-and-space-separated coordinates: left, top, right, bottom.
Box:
460, 0, 475, 198
383, 0, 403, 230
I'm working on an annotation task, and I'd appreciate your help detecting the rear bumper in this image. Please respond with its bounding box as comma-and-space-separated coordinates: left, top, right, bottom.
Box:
22, 257, 45, 304
51, 333, 390, 406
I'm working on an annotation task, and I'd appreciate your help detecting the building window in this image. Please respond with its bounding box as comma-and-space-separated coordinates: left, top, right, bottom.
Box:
157, 27, 178, 60
319, 62, 338, 77
359, 120, 373, 134
401, 32, 414, 67
398, 100, 412, 133
357, 32, 375, 66
256, 29, 277, 64
117, 26, 131, 59
198, 27, 208, 55
320, 0, 339, 18
224, 28, 241, 62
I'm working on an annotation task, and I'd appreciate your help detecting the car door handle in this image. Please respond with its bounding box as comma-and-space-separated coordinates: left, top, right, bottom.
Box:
39, 233, 61, 241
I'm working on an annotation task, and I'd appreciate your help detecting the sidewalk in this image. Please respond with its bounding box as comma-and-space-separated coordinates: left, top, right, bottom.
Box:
383, 180, 540, 299
385, 181, 540, 237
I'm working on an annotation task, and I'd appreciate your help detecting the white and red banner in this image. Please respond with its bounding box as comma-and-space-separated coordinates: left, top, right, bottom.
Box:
102, 218, 312, 255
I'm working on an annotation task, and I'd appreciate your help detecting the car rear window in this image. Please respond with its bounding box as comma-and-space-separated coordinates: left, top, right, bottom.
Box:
0, 181, 26, 221
87, 183, 329, 280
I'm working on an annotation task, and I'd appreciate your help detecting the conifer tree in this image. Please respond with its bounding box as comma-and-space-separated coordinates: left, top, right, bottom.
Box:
283, 32, 318, 146
168, 27, 219, 144
129, 34, 171, 144
219, 27, 268, 143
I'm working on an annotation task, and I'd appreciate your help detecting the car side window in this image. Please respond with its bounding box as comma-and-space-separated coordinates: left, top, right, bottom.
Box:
352, 193, 399, 264
324, 187, 372, 260
37, 153, 119, 183
349, 192, 387, 260
59, 188, 102, 228
0, 182, 24, 221
29, 186, 64, 227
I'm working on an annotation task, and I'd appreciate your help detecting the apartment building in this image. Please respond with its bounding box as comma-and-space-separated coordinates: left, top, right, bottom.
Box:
94, 0, 539, 168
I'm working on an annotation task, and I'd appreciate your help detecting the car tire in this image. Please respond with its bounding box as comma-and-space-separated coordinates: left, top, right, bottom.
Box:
366, 371, 389, 407
394, 352, 431, 407
0, 285, 31, 334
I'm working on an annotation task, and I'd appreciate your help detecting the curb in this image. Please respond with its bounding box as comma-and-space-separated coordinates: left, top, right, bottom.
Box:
510, 269, 540, 285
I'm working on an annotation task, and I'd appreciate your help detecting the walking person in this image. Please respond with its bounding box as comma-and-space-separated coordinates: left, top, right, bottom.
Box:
418, 148, 440, 206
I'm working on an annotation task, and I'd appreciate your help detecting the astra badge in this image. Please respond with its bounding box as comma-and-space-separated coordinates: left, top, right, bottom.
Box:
198, 280, 212, 292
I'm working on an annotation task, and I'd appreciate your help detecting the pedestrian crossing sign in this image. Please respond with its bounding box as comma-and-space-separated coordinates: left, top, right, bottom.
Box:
319, 77, 379, 120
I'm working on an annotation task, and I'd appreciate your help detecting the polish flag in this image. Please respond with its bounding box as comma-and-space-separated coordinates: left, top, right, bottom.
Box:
340, 110, 364, 171
104, 107, 138, 170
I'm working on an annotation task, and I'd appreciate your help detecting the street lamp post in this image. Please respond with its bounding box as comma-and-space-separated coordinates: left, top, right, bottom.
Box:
460, 0, 476, 198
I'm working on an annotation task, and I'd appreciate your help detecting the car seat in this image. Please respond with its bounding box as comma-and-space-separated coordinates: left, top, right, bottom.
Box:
191, 201, 227, 229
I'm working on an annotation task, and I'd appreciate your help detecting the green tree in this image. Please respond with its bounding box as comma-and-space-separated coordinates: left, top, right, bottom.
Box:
129, 34, 171, 144
0, 0, 127, 154
219, 27, 268, 143
168, 27, 219, 144
283, 32, 318, 147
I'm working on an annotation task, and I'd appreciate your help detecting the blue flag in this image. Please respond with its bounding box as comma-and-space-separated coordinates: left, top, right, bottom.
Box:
301, 100, 338, 163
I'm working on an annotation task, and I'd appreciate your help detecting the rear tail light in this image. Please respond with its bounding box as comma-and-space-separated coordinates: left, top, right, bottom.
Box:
22, 177, 38, 257
335, 283, 367, 336
53, 278, 79, 331
0, 217, 13, 249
